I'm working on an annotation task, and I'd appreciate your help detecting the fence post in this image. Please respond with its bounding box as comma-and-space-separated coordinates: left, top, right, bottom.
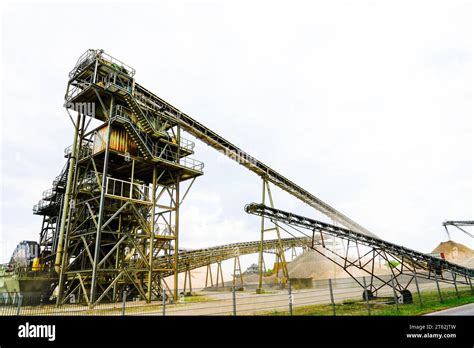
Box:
391, 277, 399, 312
362, 277, 371, 316
162, 288, 166, 316
288, 282, 293, 316
328, 279, 336, 316
232, 286, 237, 316
434, 274, 443, 303
16, 294, 23, 316
122, 290, 127, 316
413, 271, 423, 307
469, 277, 473, 294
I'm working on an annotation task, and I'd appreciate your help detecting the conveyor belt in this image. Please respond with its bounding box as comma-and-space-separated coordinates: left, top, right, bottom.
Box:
245, 203, 474, 278
156, 237, 309, 277
132, 82, 376, 238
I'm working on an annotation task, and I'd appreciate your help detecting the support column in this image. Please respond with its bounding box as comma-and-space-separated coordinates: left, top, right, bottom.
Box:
257, 177, 289, 294
205, 264, 214, 288
183, 265, 192, 295
233, 254, 244, 290
173, 178, 180, 301
90, 96, 114, 305
56, 111, 82, 305
216, 261, 224, 288
147, 166, 157, 302
257, 178, 266, 293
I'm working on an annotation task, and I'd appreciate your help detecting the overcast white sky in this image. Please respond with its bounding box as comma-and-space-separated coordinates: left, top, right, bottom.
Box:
0, 1, 472, 274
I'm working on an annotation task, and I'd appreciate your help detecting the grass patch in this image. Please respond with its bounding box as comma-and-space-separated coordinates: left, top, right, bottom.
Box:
178, 294, 212, 304
259, 288, 474, 316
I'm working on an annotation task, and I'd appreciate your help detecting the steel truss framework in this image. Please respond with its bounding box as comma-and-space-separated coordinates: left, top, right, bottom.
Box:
175, 237, 308, 292
443, 220, 474, 240
31, 49, 379, 305
34, 157, 70, 268
245, 203, 474, 301
51, 50, 203, 307
32, 48, 462, 306
65, 50, 377, 238
257, 178, 289, 292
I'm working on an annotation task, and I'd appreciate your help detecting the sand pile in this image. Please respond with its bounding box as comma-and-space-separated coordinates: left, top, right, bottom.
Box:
461, 257, 474, 269
432, 241, 474, 266
287, 248, 342, 279
286, 248, 391, 280
164, 265, 233, 290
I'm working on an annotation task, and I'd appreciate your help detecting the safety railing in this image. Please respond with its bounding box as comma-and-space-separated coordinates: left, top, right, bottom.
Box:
76, 172, 101, 193
112, 106, 202, 171
105, 177, 151, 203
154, 223, 175, 237
33, 200, 56, 214
42, 188, 54, 200
97, 50, 136, 77
179, 156, 204, 171
65, 74, 94, 102
178, 137, 195, 152
96, 72, 133, 94
68, 49, 97, 79
112, 105, 156, 153
68, 49, 136, 79
133, 90, 165, 114
52, 173, 66, 189
78, 142, 93, 160
114, 104, 195, 152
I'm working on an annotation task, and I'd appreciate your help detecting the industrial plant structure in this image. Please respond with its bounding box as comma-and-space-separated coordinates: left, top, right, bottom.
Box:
1, 49, 473, 309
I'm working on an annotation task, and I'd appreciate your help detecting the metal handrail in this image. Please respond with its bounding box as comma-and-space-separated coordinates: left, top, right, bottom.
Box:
180, 156, 204, 171
154, 223, 175, 237
42, 189, 54, 200
65, 74, 94, 102
97, 51, 136, 77
68, 49, 97, 78
68, 49, 136, 79
112, 106, 203, 171
113, 105, 196, 151
105, 177, 151, 203
96, 72, 133, 93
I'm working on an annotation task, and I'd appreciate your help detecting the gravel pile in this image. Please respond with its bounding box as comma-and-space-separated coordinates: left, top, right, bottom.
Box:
432, 240, 474, 266
286, 247, 391, 280
461, 257, 474, 269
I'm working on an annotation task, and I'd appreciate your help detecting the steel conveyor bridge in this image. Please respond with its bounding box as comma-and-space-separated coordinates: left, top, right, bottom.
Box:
245, 203, 474, 300
68, 48, 375, 236
131, 81, 376, 237
157, 237, 309, 278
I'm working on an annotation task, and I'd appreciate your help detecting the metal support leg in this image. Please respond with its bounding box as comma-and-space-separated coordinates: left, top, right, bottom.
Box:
362, 277, 371, 316
434, 274, 443, 303
328, 279, 336, 316
413, 270, 423, 307
90, 111, 113, 306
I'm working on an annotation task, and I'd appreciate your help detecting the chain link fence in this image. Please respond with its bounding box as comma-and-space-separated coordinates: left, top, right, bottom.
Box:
1, 274, 473, 316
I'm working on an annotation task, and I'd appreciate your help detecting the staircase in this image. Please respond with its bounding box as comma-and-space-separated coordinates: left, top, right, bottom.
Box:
33, 159, 70, 215
121, 120, 154, 160
123, 93, 154, 133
